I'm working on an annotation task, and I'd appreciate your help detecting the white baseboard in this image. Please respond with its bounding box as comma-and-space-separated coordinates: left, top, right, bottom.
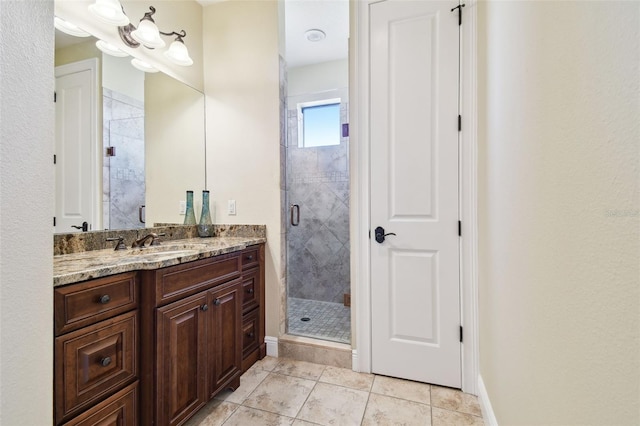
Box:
478, 375, 498, 426
351, 350, 358, 371
265, 336, 278, 357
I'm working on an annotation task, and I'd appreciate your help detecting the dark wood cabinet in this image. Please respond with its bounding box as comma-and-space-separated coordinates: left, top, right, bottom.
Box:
54, 273, 139, 426
141, 245, 264, 425
62, 382, 138, 426
56, 243, 264, 426
156, 293, 208, 426
241, 244, 266, 372
208, 280, 243, 397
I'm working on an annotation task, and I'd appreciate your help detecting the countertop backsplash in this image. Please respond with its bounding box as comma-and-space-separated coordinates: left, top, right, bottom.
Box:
54, 224, 266, 255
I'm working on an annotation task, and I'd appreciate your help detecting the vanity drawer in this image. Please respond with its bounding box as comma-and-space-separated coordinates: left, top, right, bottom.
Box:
241, 247, 260, 270
62, 381, 137, 426
55, 272, 138, 336
241, 268, 260, 313
242, 308, 260, 359
55, 311, 138, 425
152, 253, 241, 306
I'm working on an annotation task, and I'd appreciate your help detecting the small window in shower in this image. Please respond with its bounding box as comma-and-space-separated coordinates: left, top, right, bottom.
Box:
297, 98, 341, 148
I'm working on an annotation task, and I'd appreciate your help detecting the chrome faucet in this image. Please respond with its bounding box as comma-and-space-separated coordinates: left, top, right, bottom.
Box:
132, 232, 164, 248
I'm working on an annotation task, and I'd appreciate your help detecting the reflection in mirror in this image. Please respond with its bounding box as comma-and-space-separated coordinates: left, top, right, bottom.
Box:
54, 28, 205, 233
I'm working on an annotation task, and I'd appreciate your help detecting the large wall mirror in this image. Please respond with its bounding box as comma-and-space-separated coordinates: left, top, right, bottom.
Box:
54, 25, 205, 233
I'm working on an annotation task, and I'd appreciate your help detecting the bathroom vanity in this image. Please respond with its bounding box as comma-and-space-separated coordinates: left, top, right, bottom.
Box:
53, 231, 266, 426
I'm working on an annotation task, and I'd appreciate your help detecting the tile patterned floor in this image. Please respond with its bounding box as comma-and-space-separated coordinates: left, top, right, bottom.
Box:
287, 297, 351, 344
186, 357, 484, 426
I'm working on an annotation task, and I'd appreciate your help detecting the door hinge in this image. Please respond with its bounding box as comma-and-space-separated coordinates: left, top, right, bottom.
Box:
368, 229, 371, 239
458, 115, 462, 132
54, 91, 56, 103
460, 326, 463, 342
53, 154, 56, 164
451, 3, 465, 26
458, 220, 462, 236
53, 217, 56, 227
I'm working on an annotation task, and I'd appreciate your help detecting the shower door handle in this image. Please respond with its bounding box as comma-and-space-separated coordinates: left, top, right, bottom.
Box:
290, 204, 300, 226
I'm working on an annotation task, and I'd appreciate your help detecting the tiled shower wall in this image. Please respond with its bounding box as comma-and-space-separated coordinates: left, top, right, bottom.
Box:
286, 103, 350, 304
103, 88, 145, 230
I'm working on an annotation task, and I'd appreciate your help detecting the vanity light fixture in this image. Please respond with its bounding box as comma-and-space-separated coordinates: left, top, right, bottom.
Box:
131, 58, 159, 73
164, 31, 193, 66
305, 29, 326, 42
88, 0, 130, 26
87, 2, 193, 68
96, 40, 129, 57
129, 6, 165, 49
54, 17, 91, 38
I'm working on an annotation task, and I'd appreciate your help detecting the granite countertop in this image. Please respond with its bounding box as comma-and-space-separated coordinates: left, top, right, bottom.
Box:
53, 236, 266, 287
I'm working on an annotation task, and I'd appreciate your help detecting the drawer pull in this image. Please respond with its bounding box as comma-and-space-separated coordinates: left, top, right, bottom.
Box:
201, 304, 209, 312
246, 288, 254, 294
100, 356, 112, 367
98, 294, 111, 304
213, 298, 221, 306
246, 332, 255, 338
246, 255, 254, 261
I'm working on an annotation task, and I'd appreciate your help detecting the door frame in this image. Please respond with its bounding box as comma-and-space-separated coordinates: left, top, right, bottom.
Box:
350, 0, 479, 394
55, 58, 101, 231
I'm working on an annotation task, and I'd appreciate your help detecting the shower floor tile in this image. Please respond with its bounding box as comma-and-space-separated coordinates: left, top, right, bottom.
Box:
288, 297, 351, 344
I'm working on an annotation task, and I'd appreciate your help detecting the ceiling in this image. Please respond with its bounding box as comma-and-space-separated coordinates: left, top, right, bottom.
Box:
57, 1, 348, 69
198, 0, 349, 69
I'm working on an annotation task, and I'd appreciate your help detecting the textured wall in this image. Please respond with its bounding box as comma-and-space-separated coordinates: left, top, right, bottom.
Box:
478, 1, 640, 424
0, 0, 54, 423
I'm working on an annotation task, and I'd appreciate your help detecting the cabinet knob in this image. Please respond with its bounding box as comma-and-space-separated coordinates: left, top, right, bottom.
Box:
201, 304, 209, 311
246, 255, 253, 261
98, 294, 111, 304
247, 332, 255, 338
100, 356, 112, 367
246, 288, 254, 294
213, 298, 221, 306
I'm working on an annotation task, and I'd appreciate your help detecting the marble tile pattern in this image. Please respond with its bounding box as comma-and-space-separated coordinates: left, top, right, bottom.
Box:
54, 224, 266, 255
103, 88, 146, 230
186, 357, 485, 426
287, 297, 350, 343
53, 234, 266, 287
286, 103, 351, 304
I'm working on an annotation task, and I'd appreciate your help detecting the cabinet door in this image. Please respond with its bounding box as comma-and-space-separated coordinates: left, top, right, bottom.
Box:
156, 293, 207, 426
208, 279, 243, 397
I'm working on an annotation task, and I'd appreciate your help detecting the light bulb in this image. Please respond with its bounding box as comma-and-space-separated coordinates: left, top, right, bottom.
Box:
131, 19, 165, 49
164, 40, 193, 66
54, 17, 91, 38
96, 40, 129, 57
88, 0, 130, 26
131, 58, 159, 73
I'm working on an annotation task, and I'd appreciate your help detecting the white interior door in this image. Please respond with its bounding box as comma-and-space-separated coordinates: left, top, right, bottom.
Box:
55, 59, 98, 232
370, 0, 461, 388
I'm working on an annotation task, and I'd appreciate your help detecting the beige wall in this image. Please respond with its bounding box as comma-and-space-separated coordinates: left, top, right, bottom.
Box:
288, 59, 349, 97
145, 72, 206, 225
202, 0, 282, 337
478, 1, 640, 424
55, 0, 204, 91
0, 1, 54, 423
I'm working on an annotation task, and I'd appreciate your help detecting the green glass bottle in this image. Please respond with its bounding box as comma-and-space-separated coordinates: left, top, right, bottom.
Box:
184, 190, 197, 225
198, 190, 214, 237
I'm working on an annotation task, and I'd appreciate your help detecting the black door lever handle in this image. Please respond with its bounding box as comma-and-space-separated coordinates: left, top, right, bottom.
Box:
374, 226, 396, 244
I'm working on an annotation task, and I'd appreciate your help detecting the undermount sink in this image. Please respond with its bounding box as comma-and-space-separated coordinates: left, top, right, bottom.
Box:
133, 249, 201, 262
128, 243, 207, 255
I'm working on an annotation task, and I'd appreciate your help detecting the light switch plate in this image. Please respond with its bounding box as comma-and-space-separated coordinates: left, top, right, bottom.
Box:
179, 201, 186, 215
228, 200, 236, 215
